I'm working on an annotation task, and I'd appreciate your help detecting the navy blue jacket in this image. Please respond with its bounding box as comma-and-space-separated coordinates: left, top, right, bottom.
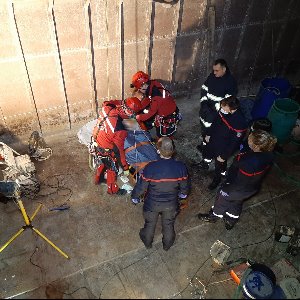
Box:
223, 151, 274, 194
199, 71, 237, 126
204, 109, 247, 160
131, 158, 190, 211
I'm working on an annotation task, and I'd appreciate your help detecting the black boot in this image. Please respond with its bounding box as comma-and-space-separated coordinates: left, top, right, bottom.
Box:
139, 230, 152, 249
208, 177, 221, 190
223, 216, 238, 230
197, 160, 210, 170
196, 144, 203, 153
197, 211, 219, 223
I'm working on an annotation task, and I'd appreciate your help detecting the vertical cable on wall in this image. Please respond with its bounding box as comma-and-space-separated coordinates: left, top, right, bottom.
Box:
51, 2, 72, 129
148, 1, 156, 77
87, 2, 99, 117
171, 0, 184, 83
120, 1, 125, 100
12, 3, 43, 135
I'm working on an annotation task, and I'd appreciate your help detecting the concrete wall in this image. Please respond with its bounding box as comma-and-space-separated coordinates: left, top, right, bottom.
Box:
1, 0, 300, 136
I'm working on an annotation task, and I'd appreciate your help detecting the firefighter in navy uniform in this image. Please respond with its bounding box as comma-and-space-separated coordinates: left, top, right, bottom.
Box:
130, 71, 181, 138
197, 130, 277, 230
197, 96, 247, 190
91, 97, 142, 195
198, 59, 237, 151
131, 137, 190, 251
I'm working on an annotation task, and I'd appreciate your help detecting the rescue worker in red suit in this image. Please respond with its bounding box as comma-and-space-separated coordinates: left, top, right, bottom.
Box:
197, 130, 277, 230
91, 97, 142, 195
130, 71, 181, 138
197, 96, 247, 190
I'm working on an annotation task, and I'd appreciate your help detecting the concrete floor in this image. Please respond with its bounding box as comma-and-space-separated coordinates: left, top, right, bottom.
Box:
1, 94, 300, 299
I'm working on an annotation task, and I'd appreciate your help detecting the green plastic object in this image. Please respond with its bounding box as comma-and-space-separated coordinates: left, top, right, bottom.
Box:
267, 98, 300, 144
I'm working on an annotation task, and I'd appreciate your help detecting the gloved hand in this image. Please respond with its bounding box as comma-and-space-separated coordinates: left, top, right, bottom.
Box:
123, 170, 130, 176
178, 193, 187, 200
135, 114, 141, 121
129, 166, 136, 175
131, 198, 141, 205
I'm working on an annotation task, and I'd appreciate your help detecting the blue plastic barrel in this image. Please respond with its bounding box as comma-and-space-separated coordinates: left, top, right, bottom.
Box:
251, 77, 291, 120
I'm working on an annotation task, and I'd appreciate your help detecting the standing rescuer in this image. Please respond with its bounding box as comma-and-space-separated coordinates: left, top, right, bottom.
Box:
197, 96, 247, 190
197, 130, 277, 230
131, 137, 190, 251
198, 59, 237, 151
91, 97, 142, 195
130, 71, 181, 138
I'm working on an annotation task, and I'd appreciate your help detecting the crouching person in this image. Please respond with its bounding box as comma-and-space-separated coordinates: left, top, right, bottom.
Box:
131, 137, 190, 251
197, 130, 277, 230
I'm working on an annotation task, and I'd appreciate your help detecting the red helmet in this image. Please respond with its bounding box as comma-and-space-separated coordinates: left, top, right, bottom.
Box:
123, 97, 142, 115
131, 71, 149, 89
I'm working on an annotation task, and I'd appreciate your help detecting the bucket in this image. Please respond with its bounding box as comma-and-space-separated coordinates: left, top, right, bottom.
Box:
267, 98, 300, 144
251, 77, 291, 120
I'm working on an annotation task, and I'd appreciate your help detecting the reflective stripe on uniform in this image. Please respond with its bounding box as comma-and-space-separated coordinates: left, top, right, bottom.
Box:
215, 102, 220, 111
225, 211, 239, 218
207, 93, 223, 102
201, 84, 208, 91
204, 158, 212, 163
199, 117, 212, 128
213, 211, 223, 218
200, 96, 208, 102
102, 107, 115, 133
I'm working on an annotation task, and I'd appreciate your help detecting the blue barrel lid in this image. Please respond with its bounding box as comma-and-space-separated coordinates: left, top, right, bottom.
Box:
243, 270, 275, 299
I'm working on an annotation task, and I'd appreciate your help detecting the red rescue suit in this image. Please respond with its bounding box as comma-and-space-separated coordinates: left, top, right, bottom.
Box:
136, 92, 179, 137
92, 104, 129, 194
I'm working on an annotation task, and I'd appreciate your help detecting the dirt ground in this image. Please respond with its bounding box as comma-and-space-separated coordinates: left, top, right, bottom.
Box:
1, 93, 300, 299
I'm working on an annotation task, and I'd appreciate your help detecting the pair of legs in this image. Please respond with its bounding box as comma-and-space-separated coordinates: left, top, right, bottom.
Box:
94, 156, 126, 195
197, 156, 227, 190
198, 189, 256, 229
139, 207, 177, 250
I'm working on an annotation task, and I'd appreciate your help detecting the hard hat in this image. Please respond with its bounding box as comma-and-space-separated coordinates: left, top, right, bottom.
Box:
130, 71, 149, 89
123, 97, 142, 114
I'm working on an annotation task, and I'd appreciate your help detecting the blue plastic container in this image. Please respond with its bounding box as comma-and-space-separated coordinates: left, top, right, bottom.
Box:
243, 270, 275, 299
251, 77, 291, 120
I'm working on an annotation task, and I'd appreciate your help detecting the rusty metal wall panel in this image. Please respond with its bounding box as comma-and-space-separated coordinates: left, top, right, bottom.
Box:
214, 0, 226, 28
226, 0, 251, 27
218, 28, 241, 68
248, 0, 269, 23
0, 61, 36, 134
276, 20, 298, 63
12, 0, 53, 54
1, 0, 300, 136
180, 0, 206, 33
52, 0, 87, 51
0, 2, 18, 58
270, 0, 289, 20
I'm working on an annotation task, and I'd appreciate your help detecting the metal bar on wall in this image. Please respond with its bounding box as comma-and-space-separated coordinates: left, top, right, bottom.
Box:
12, 3, 43, 134
85, 0, 99, 117
246, 0, 274, 96
148, 1, 156, 77
51, 2, 72, 129
171, 0, 184, 83
120, 1, 124, 100
207, 4, 215, 76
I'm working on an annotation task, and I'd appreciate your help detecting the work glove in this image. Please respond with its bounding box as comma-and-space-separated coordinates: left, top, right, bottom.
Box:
129, 166, 136, 175
123, 170, 130, 176
131, 198, 141, 205
178, 193, 187, 200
